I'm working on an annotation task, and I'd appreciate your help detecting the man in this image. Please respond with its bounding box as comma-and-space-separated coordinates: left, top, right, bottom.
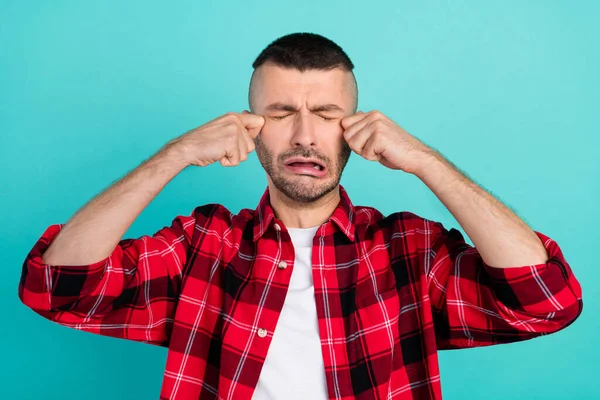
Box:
19, 32, 583, 400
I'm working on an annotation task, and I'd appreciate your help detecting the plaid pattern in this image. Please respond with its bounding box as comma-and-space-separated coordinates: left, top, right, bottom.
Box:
18, 184, 583, 399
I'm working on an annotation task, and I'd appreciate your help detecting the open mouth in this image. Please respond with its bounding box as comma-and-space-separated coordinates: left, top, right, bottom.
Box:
284, 159, 327, 177
287, 161, 324, 171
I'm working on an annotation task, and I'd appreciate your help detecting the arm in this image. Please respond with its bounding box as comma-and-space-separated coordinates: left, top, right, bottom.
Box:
18, 145, 193, 346
337, 109, 583, 346
415, 152, 551, 269
18, 111, 263, 345
19, 211, 197, 346
415, 153, 583, 348
41, 145, 188, 266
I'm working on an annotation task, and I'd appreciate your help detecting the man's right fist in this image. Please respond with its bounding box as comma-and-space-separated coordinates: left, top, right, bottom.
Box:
167, 111, 265, 167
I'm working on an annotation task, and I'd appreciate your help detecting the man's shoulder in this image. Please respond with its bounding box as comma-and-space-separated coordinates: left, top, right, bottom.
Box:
355, 205, 432, 229
187, 203, 255, 229
190, 203, 232, 219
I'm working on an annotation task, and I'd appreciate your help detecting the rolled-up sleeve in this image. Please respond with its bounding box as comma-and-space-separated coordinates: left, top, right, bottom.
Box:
18, 212, 197, 346
425, 220, 583, 350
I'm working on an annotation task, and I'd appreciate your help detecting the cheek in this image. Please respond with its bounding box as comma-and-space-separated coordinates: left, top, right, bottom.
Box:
254, 133, 281, 160
258, 124, 290, 148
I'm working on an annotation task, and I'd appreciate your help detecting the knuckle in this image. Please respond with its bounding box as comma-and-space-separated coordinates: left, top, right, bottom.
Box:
224, 114, 241, 126
372, 110, 382, 118
226, 124, 241, 135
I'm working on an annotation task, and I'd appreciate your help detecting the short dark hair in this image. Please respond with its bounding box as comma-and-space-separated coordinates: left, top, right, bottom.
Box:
248, 32, 358, 112
252, 32, 354, 71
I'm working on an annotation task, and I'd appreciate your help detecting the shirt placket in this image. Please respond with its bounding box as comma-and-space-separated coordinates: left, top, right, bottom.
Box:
225, 220, 296, 400
312, 227, 353, 400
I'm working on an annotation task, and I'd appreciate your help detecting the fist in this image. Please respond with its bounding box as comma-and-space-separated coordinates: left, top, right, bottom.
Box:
341, 110, 435, 175
168, 111, 265, 167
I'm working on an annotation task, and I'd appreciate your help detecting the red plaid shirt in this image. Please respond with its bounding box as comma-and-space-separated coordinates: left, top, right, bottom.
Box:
19, 185, 583, 399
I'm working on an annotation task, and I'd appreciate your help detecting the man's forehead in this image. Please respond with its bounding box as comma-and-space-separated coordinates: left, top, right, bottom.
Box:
256, 64, 351, 87
250, 63, 356, 112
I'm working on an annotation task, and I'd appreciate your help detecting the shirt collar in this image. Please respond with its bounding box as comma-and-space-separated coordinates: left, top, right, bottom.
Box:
252, 184, 356, 242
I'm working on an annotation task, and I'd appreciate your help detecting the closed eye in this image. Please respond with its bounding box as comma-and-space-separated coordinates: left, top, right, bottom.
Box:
270, 114, 336, 121
320, 116, 336, 121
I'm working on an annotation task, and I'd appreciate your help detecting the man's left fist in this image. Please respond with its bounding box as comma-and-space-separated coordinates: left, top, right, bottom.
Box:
341, 110, 435, 175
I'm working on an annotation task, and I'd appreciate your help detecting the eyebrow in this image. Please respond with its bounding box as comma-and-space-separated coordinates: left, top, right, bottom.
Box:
265, 102, 345, 113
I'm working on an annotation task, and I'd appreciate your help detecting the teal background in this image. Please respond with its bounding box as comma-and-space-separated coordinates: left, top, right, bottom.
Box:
1, 0, 597, 399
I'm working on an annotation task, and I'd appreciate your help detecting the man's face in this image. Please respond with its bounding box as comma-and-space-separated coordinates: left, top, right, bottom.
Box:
250, 63, 355, 204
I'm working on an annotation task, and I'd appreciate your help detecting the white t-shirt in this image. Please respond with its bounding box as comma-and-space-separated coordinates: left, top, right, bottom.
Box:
252, 225, 328, 400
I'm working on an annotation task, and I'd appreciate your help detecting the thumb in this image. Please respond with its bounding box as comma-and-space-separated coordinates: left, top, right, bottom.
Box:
238, 112, 265, 131
341, 111, 365, 130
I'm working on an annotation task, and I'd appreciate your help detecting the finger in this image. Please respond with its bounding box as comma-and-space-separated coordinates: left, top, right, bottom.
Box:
238, 129, 250, 162
247, 125, 262, 139
360, 131, 383, 161
237, 113, 257, 152
241, 127, 256, 153
342, 112, 375, 142
346, 120, 377, 156
239, 113, 263, 139
221, 141, 241, 167
238, 112, 265, 135
340, 110, 369, 130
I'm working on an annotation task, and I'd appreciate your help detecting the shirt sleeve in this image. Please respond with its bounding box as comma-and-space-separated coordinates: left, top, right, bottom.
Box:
424, 219, 583, 350
18, 211, 198, 347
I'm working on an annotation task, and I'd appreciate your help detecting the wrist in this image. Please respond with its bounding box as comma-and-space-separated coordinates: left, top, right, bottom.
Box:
159, 142, 191, 170
412, 150, 445, 179
413, 151, 460, 191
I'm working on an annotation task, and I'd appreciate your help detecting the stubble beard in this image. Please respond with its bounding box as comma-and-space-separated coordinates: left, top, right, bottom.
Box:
254, 135, 352, 204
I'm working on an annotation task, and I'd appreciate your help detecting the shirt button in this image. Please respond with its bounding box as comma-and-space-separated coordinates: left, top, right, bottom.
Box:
257, 328, 268, 338
274, 223, 281, 231
278, 261, 287, 269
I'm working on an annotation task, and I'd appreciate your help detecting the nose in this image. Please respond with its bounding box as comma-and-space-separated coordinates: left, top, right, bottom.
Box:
290, 111, 318, 148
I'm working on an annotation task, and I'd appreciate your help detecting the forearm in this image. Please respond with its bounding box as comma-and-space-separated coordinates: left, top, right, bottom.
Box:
415, 152, 548, 268
42, 145, 189, 266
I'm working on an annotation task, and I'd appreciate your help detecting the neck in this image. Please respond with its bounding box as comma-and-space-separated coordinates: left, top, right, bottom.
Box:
268, 184, 341, 229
